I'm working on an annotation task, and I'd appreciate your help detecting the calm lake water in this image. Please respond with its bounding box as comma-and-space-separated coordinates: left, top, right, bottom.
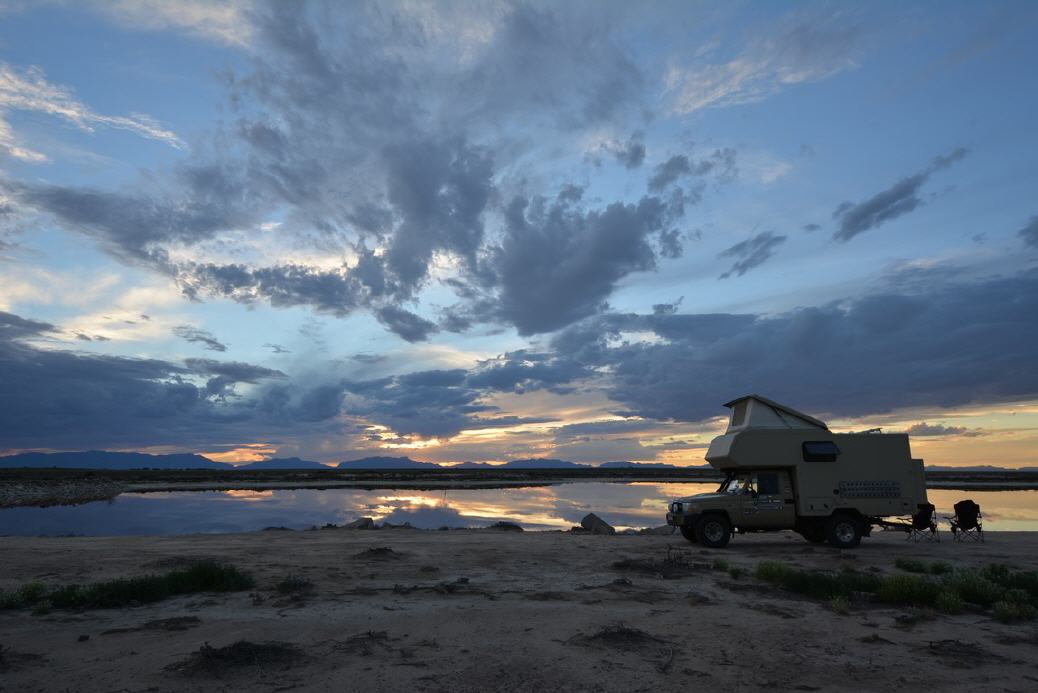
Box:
2, 482, 1037, 536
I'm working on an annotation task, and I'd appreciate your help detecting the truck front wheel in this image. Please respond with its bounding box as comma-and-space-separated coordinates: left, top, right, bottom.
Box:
694, 515, 731, 548
825, 514, 862, 548
680, 526, 698, 543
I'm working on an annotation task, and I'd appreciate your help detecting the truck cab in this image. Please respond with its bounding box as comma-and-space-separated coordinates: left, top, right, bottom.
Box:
666, 395, 930, 548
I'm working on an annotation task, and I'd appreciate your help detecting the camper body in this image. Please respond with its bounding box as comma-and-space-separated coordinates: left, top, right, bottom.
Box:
665, 395, 929, 548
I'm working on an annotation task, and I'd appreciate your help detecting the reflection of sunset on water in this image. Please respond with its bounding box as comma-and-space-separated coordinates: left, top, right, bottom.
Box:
2, 483, 1036, 536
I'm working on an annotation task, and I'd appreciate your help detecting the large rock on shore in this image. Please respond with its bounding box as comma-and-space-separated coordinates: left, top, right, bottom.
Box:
343, 517, 375, 529
580, 513, 615, 535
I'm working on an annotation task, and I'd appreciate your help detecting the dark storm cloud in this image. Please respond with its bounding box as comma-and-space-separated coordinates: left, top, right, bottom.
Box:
376, 306, 439, 343
491, 194, 671, 335
718, 231, 787, 278
833, 148, 967, 241
1018, 215, 1038, 248
338, 352, 586, 438
173, 325, 227, 352
0, 311, 307, 450
551, 270, 1038, 423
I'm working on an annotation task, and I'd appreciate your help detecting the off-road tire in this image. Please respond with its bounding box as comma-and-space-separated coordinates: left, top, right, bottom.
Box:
680, 526, 698, 543
825, 513, 862, 548
694, 515, 731, 548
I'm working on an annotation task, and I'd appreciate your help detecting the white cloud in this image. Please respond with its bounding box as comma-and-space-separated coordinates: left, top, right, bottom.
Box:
0, 62, 183, 163
664, 20, 860, 115
90, 0, 253, 48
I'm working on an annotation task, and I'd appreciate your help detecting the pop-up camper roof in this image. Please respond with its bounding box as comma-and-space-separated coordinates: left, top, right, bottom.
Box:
723, 395, 829, 433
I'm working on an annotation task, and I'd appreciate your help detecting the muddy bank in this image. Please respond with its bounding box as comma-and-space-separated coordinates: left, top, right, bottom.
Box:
0, 480, 123, 509
1, 530, 1037, 692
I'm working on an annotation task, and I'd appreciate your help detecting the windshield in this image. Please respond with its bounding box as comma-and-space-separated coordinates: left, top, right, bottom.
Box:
718, 472, 756, 495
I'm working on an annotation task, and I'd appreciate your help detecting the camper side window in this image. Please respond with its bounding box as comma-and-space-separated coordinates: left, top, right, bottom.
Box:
803, 441, 840, 462
730, 401, 747, 427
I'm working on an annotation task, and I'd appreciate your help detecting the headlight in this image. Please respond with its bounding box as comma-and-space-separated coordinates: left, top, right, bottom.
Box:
670, 502, 683, 514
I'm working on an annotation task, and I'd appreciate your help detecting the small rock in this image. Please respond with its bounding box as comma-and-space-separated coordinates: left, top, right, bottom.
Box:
580, 513, 615, 535
78, 634, 90, 642
343, 517, 376, 530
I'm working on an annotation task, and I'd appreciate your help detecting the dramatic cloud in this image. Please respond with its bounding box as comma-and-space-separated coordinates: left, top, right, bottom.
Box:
833, 148, 967, 241
551, 270, 1038, 423
0, 62, 182, 162
0, 310, 294, 451
489, 193, 674, 335
173, 325, 226, 352
1018, 215, 1038, 248
718, 231, 787, 278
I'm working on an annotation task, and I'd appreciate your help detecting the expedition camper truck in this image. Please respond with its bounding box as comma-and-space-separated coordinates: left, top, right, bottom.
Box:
665, 395, 929, 548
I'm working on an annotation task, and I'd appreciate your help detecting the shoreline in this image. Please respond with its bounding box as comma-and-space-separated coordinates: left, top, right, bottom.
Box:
2, 530, 1037, 692
2, 472, 1037, 510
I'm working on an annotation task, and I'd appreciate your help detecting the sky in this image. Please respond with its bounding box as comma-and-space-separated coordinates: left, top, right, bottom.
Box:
1, 0, 1036, 467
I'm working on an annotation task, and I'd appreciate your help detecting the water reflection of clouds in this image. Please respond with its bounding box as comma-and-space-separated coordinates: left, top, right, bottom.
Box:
0, 483, 1035, 537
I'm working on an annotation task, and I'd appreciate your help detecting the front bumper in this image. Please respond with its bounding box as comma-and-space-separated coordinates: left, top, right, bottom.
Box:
666, 511, 697, 527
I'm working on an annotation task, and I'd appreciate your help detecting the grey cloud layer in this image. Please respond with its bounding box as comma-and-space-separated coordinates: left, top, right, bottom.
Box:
833, 148, 967, 241
2, 1, 734, 341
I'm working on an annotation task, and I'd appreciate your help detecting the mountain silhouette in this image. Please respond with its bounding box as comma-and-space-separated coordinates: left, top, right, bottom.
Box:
237, 457, 331, 470
0, 450, 231, 470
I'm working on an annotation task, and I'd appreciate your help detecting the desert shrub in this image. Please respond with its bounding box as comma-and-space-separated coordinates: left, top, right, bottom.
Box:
993, 600, 1037, 623
753, 561, 879, 599
728, 566, 745, 580
11, 562, 254, 611
981, 565, 1038, 604
829, 595, 850, 614
941, 570, 1003, 607
17, 582, 46, 604
712, 558, 729, 572
895, 558, 929, 574
895, 558, 952, 576
934, 590, 964, 614
876, 574, 942, 607
0, 590, 22, 610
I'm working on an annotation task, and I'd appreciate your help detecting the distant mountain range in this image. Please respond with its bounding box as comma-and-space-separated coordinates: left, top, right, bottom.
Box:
336, 456, 441, 470
238, 457, 331, 470
2, 450, 1029, 472
0, 451, 232, 470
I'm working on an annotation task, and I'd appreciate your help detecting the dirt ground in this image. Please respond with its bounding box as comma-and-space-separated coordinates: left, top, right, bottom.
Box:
1, 529, 1037, 692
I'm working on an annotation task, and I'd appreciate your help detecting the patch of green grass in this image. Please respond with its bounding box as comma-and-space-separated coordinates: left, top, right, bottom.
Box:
993, 600, 1037, 623
829, 595, 850, 615
0, 562, 254, 612
754, 561, 881, 600
728, 566, 745, 580
895, 558, 953, 575
755, 560, 1038, 621
712, 558, 730, 572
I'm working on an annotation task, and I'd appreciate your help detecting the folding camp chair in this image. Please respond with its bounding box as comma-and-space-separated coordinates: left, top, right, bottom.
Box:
946, 499, 983, 542
907, 503, 939, 542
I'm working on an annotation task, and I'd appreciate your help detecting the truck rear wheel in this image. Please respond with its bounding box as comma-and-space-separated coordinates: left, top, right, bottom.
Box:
825, 514, 862, 548
694, 515, 731, 548
680, 526, 698, 543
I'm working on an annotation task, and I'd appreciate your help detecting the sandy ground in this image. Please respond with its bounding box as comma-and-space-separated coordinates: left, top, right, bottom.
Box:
1, 529, 1037, 693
